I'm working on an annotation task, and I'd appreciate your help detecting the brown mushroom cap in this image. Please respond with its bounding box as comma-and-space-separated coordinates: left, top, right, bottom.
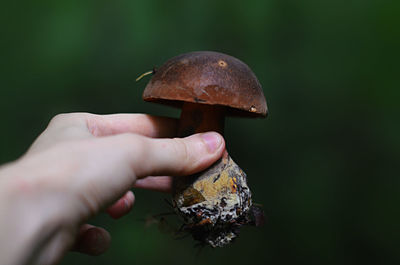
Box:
142, 51, 268, 117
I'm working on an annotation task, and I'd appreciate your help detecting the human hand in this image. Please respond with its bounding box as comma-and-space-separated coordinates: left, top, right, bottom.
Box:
0, 113, 224, 265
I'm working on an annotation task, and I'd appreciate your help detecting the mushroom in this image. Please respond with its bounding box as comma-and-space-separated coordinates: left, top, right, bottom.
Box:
142, 51, 267, 247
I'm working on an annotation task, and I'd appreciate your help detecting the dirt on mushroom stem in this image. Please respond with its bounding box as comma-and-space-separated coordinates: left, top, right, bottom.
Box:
172, 102, 261, 247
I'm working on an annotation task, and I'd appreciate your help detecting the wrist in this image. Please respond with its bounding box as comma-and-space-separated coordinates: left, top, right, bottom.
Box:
0, 160, 76, 265
0, 157, 80, 225
0, 161, 41, 264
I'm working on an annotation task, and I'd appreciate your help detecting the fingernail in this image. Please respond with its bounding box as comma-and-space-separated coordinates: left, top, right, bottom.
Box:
94, 230, 103, 246
124, 194, 132, 211
92, 230, 108, 255
124, 199, 130, 210
201, 132, 222, 153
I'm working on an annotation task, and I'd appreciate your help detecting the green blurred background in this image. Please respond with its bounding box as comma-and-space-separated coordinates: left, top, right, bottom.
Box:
1, 0, 399, 264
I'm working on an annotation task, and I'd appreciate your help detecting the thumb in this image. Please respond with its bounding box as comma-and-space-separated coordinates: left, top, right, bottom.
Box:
64, 132, 224, 215
131, 132, 225, 178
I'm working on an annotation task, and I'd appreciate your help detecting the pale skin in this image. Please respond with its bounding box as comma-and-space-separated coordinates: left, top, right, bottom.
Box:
0, 113, 225, 265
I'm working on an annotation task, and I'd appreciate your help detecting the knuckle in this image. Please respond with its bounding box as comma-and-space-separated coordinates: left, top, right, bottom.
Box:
120, 133, 148, 157
119, 134, 150, 178
172, 138, 190, 174
48, 112, 91, 128
49, 113, 69, 125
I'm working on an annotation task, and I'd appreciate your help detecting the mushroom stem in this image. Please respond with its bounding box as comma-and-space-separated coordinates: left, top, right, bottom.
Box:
178, 102, 226, 137
172, 102, 255, 247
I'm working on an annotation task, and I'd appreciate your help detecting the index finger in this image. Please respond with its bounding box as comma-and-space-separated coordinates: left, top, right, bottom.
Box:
133, 176, 173, 193
86, 113, 178, 138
